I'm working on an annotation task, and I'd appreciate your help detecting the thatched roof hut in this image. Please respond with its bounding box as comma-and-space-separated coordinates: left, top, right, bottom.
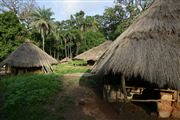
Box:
92, 0, 180, 90
0, 41, 58, 73
74, 41, 112, 64
60, 57, 72, 63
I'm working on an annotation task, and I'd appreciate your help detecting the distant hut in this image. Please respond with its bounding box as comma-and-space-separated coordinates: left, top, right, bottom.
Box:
0, 41, 58, 74
74, 41, 112, 65
60, 57, 72, 64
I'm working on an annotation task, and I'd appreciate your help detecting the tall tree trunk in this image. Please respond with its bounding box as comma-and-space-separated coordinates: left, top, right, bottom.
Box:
67, 43, 70, 58
50, 40, 52, 55
41, 30, 45, 51
54, 50, 56, 58
60, 39, 63, 58
57, 47, 60, 60
53, 39, 56, 58
64, 39, 67, 58
75, 42, 80, 56
70, 41, 72, 59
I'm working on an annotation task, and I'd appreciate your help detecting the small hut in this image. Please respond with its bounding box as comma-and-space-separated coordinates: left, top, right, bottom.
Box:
0, 41, 58, 74
92, 0, 180, 118
74, 41, 112, 65
60, 57, 72, 64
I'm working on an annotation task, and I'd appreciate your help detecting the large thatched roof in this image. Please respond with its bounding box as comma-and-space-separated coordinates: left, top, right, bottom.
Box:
92, 0, 180, 89
0, 41, 58, 67
74, 41, 112, 61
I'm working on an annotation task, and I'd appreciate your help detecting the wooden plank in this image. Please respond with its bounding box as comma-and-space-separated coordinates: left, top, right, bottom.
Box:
125, 86, 175, 92
125, 86, 144, 89
130, 99, 176, 102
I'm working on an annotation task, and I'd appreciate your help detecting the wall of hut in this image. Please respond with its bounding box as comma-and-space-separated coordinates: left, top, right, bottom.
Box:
9, 66, 43, 75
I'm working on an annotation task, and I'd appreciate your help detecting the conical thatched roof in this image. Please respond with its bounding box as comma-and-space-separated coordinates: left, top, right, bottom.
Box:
60, 57, 72, 63
0, 41, 58, 67
74, 41, 112, 61
92, 0, 180, 89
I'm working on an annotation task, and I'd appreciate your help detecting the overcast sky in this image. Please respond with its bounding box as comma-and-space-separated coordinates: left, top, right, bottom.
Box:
36, 0, 114, 21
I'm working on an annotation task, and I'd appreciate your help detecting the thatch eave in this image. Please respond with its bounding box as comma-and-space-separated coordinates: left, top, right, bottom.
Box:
0, 41, 58, 68
74, 41, 112, 61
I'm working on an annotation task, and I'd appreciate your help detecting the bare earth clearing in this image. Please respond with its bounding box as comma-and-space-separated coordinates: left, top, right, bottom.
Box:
47, 74, 179, 120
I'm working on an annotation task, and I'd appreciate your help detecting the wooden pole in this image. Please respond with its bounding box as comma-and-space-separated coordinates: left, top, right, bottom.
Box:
121, 75, 128, 102
42, 66, 47, 73
5, 65, 7, 74
176, 90, 179, 106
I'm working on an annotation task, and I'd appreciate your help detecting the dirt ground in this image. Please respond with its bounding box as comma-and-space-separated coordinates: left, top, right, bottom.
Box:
48, 74, 180, 120
1, 73, 179, 120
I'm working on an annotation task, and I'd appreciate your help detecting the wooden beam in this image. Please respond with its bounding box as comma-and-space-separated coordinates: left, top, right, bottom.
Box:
125, 86, 175, 92
130, 99, 176, 102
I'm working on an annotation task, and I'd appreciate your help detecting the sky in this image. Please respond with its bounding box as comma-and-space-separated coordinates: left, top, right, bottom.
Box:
36, 0, 115, 21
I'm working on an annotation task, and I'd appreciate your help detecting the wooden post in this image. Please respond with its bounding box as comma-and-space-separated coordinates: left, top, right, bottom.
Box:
49, 65, 53, 72
121, 75, 128, 102
158, 92, 173, 118
176, 90, 179, 106
42, 66, 47, 73
5, 65, 7, 74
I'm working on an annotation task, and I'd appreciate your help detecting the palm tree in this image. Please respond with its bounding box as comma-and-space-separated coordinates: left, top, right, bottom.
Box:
85, 16, 99, 32
30, 6, 55, 51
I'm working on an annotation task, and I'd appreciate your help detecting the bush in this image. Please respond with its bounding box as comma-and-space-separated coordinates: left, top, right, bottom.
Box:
68, 60, 87, 66
0, 74, 63, 120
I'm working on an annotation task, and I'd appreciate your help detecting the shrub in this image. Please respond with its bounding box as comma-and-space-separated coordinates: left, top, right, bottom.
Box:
68, 60, 87, 66
0, 74, 63, 120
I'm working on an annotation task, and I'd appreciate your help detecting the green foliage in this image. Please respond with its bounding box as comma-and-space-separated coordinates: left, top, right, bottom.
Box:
0, 74, 63, 120
54, 11, 106, 59
116, 0, 154, 11
79, 30, 105, 53
95, 5, 126, 40
30, 6, 56, 51
0, 12, 26, 61
54, 63, 91, 74
112, 19, 132, 40
1, 105, 64, 120
68, 60, 87, 66
96, 1, 153, 40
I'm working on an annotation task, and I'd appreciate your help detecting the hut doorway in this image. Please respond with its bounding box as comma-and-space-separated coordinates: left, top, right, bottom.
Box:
87, 60, 95, 66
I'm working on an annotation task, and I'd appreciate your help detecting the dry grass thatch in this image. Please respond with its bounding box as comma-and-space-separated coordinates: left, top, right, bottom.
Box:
0, 41, 58, 68
92, 0, 180, 89
60, 57, 72, 63
74, 41, 112, 61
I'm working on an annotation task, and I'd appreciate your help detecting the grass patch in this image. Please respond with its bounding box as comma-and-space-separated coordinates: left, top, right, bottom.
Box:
54, 62, 91, 74
0, 74, 63, 120
68, 60, 87, 66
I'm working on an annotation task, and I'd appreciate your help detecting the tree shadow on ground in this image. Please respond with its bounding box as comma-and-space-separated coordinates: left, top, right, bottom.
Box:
79, 72, 164, 120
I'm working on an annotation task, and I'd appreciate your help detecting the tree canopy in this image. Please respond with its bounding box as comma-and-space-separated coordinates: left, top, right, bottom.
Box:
0, 0, 154, 61
0, 11, 26, 61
